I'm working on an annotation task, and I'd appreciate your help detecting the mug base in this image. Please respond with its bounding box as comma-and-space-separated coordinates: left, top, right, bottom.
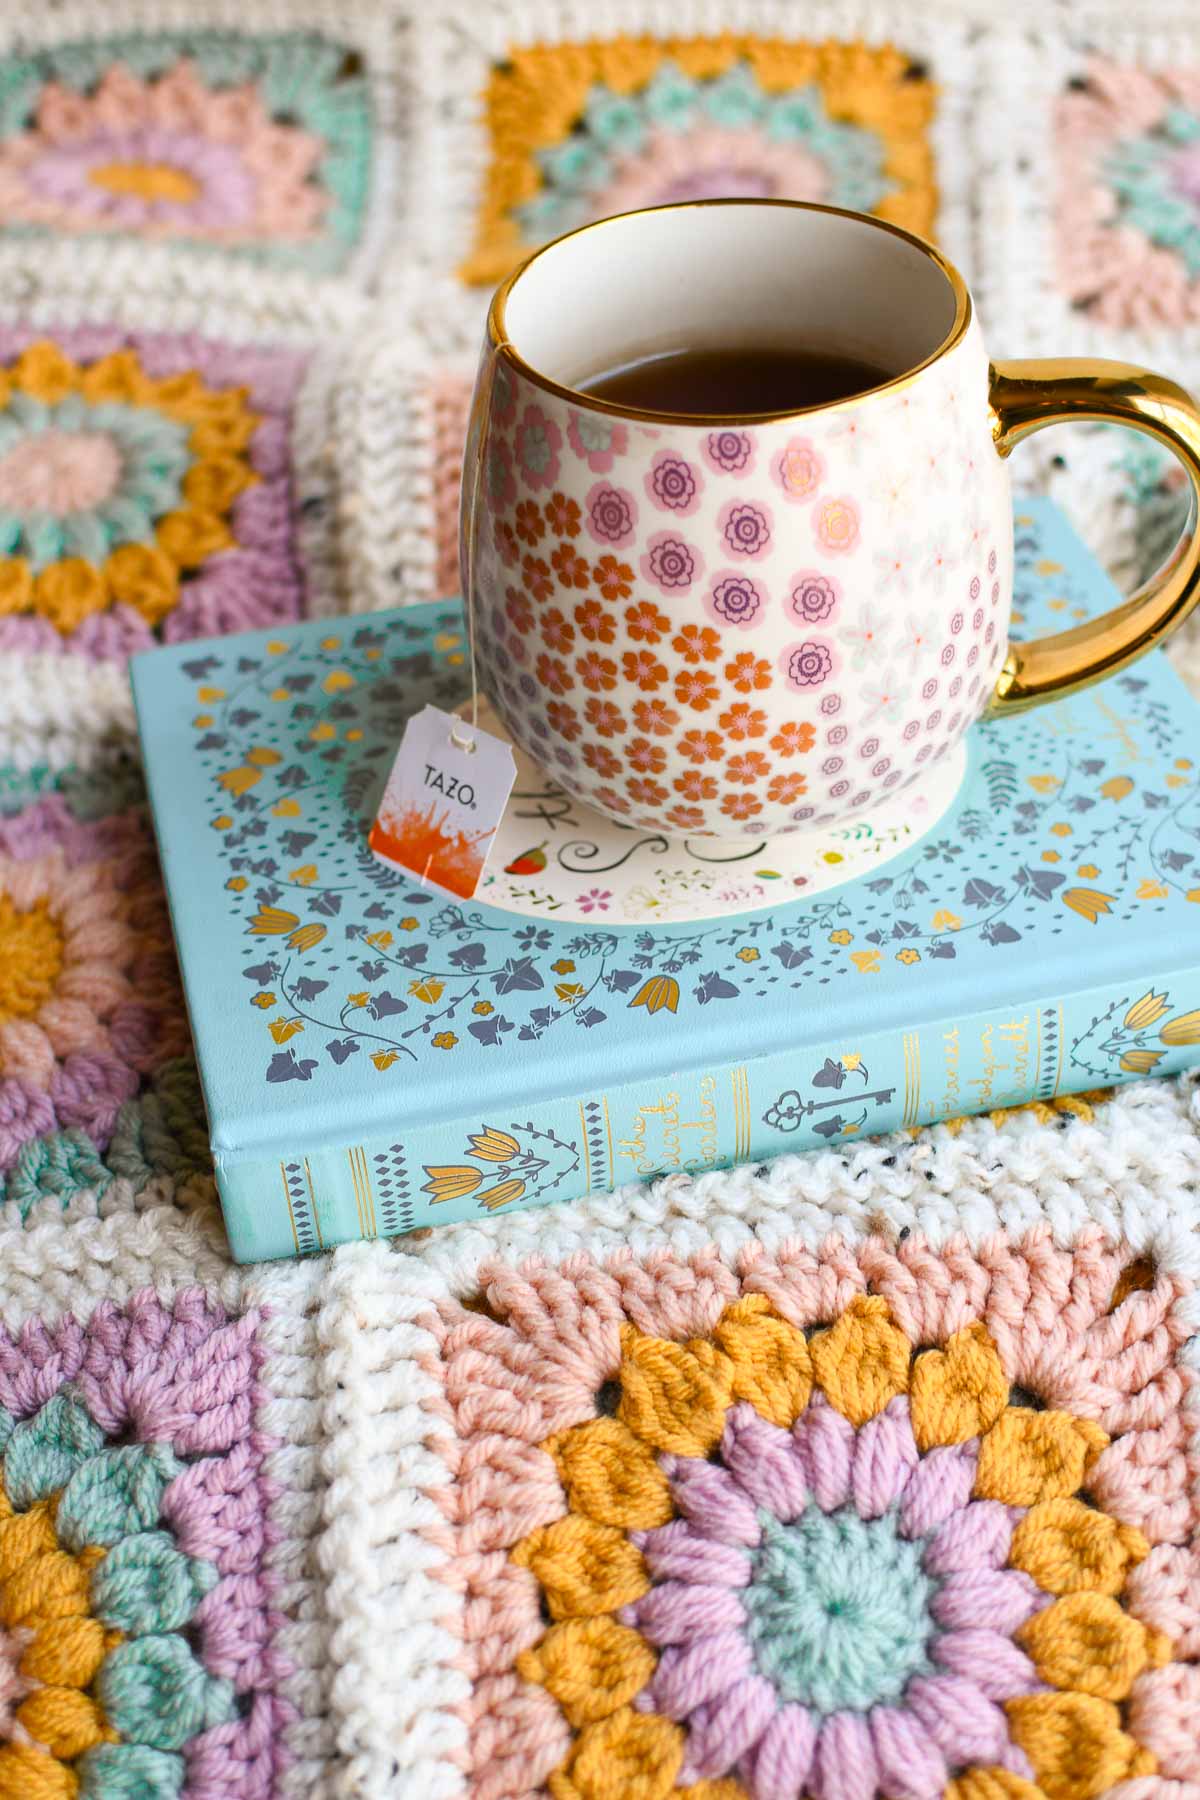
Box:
456, 699, 967, 927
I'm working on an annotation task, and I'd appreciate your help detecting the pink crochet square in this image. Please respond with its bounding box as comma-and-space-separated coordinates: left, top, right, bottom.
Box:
423, 1227, 1200, 1799
0, 1287, 291, 1797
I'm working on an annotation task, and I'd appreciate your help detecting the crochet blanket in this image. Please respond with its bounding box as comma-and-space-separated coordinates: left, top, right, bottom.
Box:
0, 4, 1198, 1797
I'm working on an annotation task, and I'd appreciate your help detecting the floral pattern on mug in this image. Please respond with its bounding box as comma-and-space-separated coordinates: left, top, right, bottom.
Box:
643, 531, 700, 592
566, 407, 627, 472
719, 498, 773, 559
789, 569, 839, 623
782, 638, 837, 689
706, 570, 765, 631
815, 493, 861, 553
645, 449, 702, 515
492, 360, 518, 426
773, 436, 825, 500
701, 427, 757, 474
515, 404, 562, 489
487, 434, 517, 507
585, 481, 638, 548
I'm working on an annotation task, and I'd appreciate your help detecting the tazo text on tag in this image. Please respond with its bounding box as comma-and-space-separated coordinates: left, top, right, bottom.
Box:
368, 705, 516, 899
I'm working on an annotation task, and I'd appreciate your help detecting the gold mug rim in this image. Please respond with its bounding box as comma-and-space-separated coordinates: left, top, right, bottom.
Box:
486, 198, 973, 429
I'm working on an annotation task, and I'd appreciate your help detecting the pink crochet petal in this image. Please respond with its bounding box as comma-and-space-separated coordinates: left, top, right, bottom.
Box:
930, 1568, 1047, 1634
642, 1629, 753, 1721
792, 1392, 855, 1512
850, 1395, 919, 1519
869, 1705, 948, 1800
933, 1627, 1041, 1699
809, 1710, 878, 1800
898, 1442, 977, 1540
741, 1702, 817, 1800
922, 1500, 1016, 1576
720, 1399, 808, 1521
662, 1451, 763, 1546
633, 1517, 752, 1588
905, 1672, 1018, 1768
677, 1674, 776, 1784
621, 1581, 746, 1647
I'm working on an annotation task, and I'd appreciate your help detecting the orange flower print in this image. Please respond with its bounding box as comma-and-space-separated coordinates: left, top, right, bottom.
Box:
493, 518, 519, 568
522, 553, 553, 601
593, 784, 630, 815
584, 697, 626, 737
815, 495, 861, 555
627, 736, 667, 774
574, 595, 616, 643
628, 775, 668, 809
551, 541, 591, 589
673, 622, 721, 664
546, 490, 581, 537
540, 607, 575, 654
593, 554, 633, 600
583, 741, 622, 779
727, 750, 770, 785
719, 702, 768, 739
725, 651, 772, 693
514, 499, 544, 546
547, 699, 581, 741
678, 728, 724, 764
621, 648, 668, 691
624, 599, 671, 642
505, 585, 533, 634
666, 802, 706, 831
674, 768, 718, 802
770, 720, 816, 757
535, 653, 571, 696
768, 770, 807, 803
632, 697, 680, 736
675, 667, 720, 711
577, 649, 618, 691
721, 790, 763, 820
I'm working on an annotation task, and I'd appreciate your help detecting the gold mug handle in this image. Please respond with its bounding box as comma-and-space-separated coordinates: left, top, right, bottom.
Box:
987, 358, 1200, 715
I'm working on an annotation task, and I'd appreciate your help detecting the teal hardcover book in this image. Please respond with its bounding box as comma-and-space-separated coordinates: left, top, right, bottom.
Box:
132, 500, 1200, 1262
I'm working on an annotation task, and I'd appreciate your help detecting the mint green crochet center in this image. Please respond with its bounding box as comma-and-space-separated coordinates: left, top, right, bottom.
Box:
744, 1509, 936, 1715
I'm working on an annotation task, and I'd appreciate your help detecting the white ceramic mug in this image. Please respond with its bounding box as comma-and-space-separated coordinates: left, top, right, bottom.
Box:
463, 200, 1200, 838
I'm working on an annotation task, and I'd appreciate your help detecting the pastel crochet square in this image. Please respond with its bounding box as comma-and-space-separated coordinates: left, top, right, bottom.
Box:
0, 764, 204, 1205
419, 1230, 1200, 1799
0, 1286, 290, 1798
0, 329, 314, 662
456, 32, 939, 287
0, 29, 373, 276
1054, 56, 1200, 332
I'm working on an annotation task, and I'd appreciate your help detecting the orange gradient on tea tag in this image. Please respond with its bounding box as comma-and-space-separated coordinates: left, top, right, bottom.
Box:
368, 704, 516, 899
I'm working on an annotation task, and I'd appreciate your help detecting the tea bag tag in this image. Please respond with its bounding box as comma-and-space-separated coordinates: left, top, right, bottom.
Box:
368, 704, 516, 899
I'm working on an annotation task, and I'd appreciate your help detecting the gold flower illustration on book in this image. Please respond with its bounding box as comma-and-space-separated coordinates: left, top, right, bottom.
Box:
422, 1122, 581, 1212
1071, 989, 1200, 1080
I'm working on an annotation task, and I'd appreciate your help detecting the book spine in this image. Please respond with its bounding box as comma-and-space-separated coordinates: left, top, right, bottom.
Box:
215, 973, 1200, 1261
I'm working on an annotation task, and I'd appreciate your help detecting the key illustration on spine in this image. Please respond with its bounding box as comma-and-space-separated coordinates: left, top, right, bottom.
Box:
763, 1055, 896, 1140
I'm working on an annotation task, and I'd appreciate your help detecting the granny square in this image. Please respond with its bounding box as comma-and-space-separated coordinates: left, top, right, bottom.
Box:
0, 326, 334, 664
405, 0, 977, 306
408, 1218, 1200, 1799
0, 1286, 292, 1799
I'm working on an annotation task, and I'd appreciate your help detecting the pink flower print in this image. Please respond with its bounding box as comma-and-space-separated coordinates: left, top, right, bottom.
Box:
783, 640, 835, 689
486, 435, 516, 507
720, 499, 772, 560
773, 437, 825, 501
702, 428, 756, 474
492, 360, 518, 426
706, 571, 764, 632
789, 571, 839, 624
514, 404, 562, 491
815, 494, 860, 555
643, 532, 700, 592
578, 887, 611, 913
646, 449, 702, 515
586, 481, 638, 548
566, 408, 628, 472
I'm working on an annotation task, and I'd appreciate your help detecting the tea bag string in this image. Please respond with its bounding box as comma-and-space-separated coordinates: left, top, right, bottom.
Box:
448, 374, 488, 759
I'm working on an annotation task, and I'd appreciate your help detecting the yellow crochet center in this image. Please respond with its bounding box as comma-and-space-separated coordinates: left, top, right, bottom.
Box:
462, 36, 938, 285
88, 162, 202, 206
510, 1293, 1168, 1800
0, 896, 63, 1023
